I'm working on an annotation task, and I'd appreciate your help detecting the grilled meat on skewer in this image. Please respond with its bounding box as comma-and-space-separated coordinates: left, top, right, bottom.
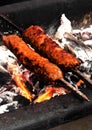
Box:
2, 34, 89, 101
23, 25, 92, 87
23, 25, 80, 70
0, 15, 90, 83
2, 35, 63, 82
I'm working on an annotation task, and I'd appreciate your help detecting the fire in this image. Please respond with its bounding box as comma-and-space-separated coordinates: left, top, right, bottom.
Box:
34, 86, 69, 103
12, 72, 33, 102
7, 57, 33, 102
75, 79, 84, 88
34, 79, 84, 103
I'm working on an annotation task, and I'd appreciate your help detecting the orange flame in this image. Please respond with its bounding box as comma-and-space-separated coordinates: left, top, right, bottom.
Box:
34, 79, 84, 103
8, 62, 33, 102
34, 86, 69, 103
13, 72, 33, 102
76, 79, 84, 87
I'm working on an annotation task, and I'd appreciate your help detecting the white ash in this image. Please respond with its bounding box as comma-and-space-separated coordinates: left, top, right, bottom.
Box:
72, 25, 92, 34
53, 14, 92, 64
55, 14, 72, 39
0, 85, 23, 114
65, 72, 75, 85
0, 45, 24, 114
0, 45, 17, 67
0, 85, 19, 114
0, 101, 18, 114
0, 83, 20, 102
0, 91, 17, 103
0, 98, 3, 103
84, 40, 92, 46
64, 40, 92, 62
80, 60, 92, 76
72, 28, 92, 42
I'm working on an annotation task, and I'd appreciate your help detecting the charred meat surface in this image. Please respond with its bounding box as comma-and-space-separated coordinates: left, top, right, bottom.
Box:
2, 35, 89, 101
2, 35, 63, 82
23, 25, 80, 70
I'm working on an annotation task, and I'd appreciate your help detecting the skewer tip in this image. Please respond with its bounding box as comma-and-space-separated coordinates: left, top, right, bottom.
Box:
60, 78, 89, 101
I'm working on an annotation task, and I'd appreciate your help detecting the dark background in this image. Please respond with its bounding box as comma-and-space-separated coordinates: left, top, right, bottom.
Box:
0, 0, 30, 6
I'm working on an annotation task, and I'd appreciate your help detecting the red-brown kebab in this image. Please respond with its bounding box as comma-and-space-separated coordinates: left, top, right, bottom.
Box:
2, 35, 63, 82
23, 26, 92, 87
23, 25, 81, 71
2, 34, 89, 101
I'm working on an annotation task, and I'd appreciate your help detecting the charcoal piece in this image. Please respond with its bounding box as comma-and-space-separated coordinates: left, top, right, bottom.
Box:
14, 95, 30, 106
0, 72, 11, 85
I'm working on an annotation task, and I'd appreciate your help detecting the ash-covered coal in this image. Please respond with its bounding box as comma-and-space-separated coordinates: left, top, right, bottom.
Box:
0, 71, 11, 85
0, 44, 33, 114
0, 84, 19, 114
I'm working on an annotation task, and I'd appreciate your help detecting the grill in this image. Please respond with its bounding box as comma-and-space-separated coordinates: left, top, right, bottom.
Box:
0, 0, 92, 130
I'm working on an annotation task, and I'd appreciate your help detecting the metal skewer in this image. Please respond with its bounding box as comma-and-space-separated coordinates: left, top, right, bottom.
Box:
60, 78, 89, 101
0, 14, 23, 33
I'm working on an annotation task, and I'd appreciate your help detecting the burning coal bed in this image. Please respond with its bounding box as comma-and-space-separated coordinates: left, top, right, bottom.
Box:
0, 13, 92, 114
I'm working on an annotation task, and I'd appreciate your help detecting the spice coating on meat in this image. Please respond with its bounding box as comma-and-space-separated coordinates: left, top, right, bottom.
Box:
23, 25, 80, 70
2, 35, 63, 82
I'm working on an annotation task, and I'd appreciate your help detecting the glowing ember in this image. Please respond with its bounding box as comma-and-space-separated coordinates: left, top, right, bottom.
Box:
75, 79, 84, 87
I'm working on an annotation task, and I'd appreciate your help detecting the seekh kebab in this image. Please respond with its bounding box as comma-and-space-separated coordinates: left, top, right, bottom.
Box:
2, 35, 63, 82
23, 25, 92, 86
2, 34, 89, 101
